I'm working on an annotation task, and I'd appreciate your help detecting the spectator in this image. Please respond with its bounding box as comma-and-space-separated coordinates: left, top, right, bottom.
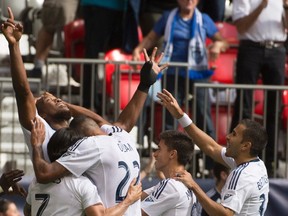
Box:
230, 0, 288, 177
141, 130, 197, 215
0, 170, 26, 197
133, 0, 228, 173
81, 0, 141, 110
157, 89, 269, 215
28, 0, 79, 78
199, 162, 230, 216
0, 199, 21, 216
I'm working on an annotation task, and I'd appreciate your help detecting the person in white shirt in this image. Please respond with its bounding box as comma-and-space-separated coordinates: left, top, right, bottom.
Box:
141, 130, 197, 216
157, 89, 269, 216
25, 126, 142, 216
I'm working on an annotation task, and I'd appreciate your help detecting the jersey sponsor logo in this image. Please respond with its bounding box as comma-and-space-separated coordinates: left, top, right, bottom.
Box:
144, 196, 155, 202
228, 163, 248, 190
223, 193, 233, 200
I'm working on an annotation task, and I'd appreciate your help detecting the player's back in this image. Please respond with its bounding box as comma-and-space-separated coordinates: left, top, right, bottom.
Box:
27, 175, 100, 216
96, 125, 141, 215
57, 125, 141, 215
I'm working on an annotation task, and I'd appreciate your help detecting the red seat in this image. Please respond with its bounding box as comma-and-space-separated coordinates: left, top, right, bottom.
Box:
104, 49, 144, 109
215, 22, 239, 47
63, 19, 85, 82
282, 90, 288, 129
64, 19, 85, 58
210, 49, 237, 84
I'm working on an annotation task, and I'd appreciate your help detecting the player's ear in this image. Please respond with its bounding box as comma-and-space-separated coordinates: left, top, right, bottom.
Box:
169, 149, 177, 159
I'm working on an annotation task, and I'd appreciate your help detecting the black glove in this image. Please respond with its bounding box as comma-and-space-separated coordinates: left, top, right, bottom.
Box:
137, 61, 157, 93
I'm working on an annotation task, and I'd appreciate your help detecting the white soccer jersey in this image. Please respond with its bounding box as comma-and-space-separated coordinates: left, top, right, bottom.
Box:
57, 125, 141, 216
27, 175, 101, 216
142, 178, 197, 216
220, 148, 269, 215
22, 114, 55, 162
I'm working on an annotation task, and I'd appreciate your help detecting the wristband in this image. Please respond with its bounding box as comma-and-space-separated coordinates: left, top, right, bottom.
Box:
177, 113, 193, 128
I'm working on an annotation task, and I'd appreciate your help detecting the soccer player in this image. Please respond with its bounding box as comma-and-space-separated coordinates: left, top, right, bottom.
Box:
141, 130, 197, 215
30, 115, 142, 215
1, 7, 167, 162
157, 89, 269, 216
25, 126, 141, 216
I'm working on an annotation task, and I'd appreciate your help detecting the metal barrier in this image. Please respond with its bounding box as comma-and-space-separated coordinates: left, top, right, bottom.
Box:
1, 58, 287, 179
0, 77, 41, 175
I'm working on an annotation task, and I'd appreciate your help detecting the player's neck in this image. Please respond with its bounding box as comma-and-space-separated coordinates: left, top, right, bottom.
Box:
166, 165, 186, 179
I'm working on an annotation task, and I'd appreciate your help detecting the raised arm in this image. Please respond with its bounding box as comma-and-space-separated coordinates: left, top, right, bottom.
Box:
114, 47, 168, 132
65, 102, 110, 127
157, 89, 226, 165
1, 7, 36, 130
30, 118, 69, 183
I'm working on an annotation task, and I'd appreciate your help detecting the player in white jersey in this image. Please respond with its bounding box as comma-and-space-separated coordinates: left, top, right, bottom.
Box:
141, 130, 197, 216
2, 7, 168, 163
157, 89, 269, 216
25, 124, 142, 216
30, 116, 142, 216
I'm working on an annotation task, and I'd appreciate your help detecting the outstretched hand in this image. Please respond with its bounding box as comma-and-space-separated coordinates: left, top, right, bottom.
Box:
0, 169, 26, 196
138, 47, 168, 93
1, 7, 23, 45
156, 89, 184, 119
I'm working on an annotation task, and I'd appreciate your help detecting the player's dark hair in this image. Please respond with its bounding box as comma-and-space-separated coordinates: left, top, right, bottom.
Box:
159, 130, 194, 166
0, 199, 13, 213
47, 127, 82, 162
240, 119, 268, 157
213, 162, 230, 183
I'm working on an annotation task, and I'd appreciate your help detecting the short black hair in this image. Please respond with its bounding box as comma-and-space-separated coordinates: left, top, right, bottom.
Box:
69, 115, 98, 137
213, 162, 230, 182
159, 130, 194, 166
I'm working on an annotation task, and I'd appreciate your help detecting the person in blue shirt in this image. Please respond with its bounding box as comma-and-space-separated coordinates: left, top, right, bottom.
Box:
133, 0, 228, 173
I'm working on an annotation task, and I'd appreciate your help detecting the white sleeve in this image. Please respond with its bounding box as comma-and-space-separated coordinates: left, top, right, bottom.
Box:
232, 0, 250, 21
221, 148, 237, 169
57, 137, 101, 177
141, 179, 182, 215
77, 176, 102, 209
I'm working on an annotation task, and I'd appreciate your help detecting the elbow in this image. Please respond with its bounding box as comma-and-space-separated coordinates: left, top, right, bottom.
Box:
34, 172, 51, 184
